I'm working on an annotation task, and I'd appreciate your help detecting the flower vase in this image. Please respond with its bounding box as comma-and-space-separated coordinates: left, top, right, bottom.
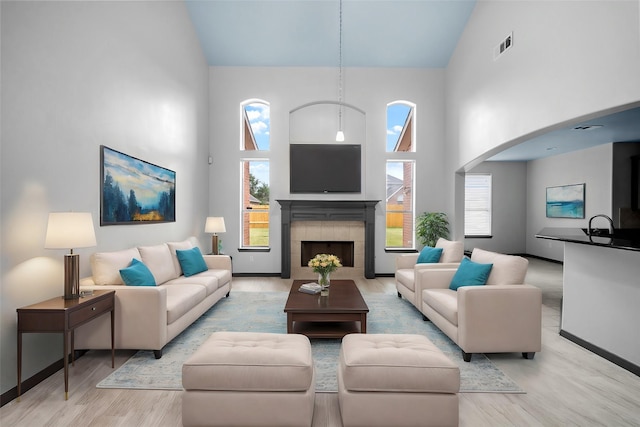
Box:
319, 272, 330, 296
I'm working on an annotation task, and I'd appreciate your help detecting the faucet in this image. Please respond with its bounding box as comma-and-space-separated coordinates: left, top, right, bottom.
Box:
587, 214, 615, 236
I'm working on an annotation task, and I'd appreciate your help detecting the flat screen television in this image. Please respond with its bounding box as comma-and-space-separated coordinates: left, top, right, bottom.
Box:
290, 144, 361, 193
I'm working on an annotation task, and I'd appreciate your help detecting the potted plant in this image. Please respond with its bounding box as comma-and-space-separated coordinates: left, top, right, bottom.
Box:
416, 212, 450, 248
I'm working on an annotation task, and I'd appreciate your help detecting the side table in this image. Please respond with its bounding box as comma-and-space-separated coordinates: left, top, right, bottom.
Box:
17, 290, 115, 401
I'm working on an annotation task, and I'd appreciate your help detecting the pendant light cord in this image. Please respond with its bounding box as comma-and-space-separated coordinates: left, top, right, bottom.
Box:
338, 0, 343, 132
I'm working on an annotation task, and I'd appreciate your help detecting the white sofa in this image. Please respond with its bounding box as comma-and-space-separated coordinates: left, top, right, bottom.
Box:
395, 238, 464, 310
74, 236, 232, 358
421, 248, 542, 362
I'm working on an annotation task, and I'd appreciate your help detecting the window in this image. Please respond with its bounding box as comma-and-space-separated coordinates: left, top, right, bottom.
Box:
241, 160, 270, 248
465, 173, 492, 236
242, 101, 270, 151
241, 100, 270, 248
386, 161, 415, 248
386, 102, 414, 152
385, 101, 416, 249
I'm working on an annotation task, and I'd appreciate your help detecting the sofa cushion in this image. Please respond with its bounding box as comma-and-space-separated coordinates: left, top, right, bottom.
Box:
423, 289, 459, 326
471, 248, 528, 285
436, 238, 464, 263
450, 257, 492, 290
416, 246, 443, 264
165, 284, 207, 324
166, 274, 220, 296
119, 259, 157, 287
176, 247, 208, 277
92, 247, 142, 285
138, 243, 178, 284
194, 269, 231, 289
167, 239, 194, 277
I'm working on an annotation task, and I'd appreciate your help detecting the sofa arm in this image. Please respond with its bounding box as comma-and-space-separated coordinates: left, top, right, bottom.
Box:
75, 284, 168, 351
457, 284, 542, 353
395, 253, 419, 270
203, 254, 232, 271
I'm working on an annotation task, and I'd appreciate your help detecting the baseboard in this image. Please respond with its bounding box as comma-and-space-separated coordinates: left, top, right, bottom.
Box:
232, 272, 281, 277
522, 253, 564, 264
559, 329, 639, 377
1, 356, 69, 407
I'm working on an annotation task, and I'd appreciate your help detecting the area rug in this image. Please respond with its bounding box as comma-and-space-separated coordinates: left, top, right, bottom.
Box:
97, 291, 524, 393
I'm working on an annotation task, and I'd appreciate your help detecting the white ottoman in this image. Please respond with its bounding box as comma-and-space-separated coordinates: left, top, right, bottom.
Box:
338, 334, 460, 427
182, 331, 315, 427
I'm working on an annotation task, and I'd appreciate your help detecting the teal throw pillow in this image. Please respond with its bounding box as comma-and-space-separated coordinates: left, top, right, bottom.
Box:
449, 257, 493, 291
120, 258, 157, 287
416, 246, 443, 264
176, 247, 208, 277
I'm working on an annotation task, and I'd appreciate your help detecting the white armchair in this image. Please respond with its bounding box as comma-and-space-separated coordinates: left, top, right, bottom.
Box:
395, 238, 464, 310
420, 248, 542, 362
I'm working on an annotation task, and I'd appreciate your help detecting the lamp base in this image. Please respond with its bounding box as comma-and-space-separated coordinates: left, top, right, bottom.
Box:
64, 254, 80, 300
211, 235, 219, 255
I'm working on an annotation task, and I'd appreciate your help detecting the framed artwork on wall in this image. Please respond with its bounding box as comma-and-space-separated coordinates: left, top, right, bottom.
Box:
546, 183, 585, 219
100, 145, 176, 225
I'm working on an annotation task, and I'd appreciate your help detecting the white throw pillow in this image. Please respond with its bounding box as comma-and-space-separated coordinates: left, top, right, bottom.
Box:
167, 239, 194, 277
138, 243, 178, 284
92, 247, 142, 285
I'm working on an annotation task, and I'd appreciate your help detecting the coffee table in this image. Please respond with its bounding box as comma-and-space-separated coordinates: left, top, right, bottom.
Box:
284, 279, 369, 339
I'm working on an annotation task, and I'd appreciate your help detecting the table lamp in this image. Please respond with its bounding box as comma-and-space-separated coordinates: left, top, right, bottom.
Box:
205, 217, 226, 255
45, 212, 97, 299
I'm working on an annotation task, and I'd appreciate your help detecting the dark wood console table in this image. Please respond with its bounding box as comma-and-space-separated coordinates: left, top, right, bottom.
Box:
17, 290, 115, 400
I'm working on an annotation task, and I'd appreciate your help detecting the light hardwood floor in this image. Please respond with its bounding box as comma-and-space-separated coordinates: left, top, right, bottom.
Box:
2, 258, 639, 426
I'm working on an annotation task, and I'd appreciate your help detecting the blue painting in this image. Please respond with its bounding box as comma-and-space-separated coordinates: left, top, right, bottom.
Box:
546, 184, 585, 218
101, 146, 175, 225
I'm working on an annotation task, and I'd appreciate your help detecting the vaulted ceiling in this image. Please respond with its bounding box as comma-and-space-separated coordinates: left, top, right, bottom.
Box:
185, 0, 640, 161
185, 0, 476, 68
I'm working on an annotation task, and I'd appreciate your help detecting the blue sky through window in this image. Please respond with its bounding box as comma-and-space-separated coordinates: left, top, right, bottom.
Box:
245, 103, 270, 150
386, 103, 411, 152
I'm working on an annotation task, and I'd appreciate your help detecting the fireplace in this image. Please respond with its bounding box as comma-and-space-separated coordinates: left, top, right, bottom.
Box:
301, 241, 355, 267
277, 200, 379, 278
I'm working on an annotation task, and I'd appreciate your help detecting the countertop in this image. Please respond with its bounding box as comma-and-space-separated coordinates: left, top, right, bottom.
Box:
535, 227, 640, 252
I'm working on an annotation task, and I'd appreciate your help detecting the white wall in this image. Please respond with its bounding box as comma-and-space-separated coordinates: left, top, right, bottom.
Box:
445, 0, 640, 229
0, 1, 209, 395
466, 161, 527, 254
526, 144, 613, 261
208, 67, 447, 275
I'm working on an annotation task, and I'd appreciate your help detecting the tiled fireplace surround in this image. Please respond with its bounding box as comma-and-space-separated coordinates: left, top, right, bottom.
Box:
277, 200, 379, 279
291, 221, 364, 279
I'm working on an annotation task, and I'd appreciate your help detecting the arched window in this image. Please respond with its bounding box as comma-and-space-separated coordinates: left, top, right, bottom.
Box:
386, 102, 414, 153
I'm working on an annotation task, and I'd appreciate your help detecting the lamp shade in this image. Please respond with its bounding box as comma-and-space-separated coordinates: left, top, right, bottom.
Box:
45, 212, 97, 250
205, 217, 226, 234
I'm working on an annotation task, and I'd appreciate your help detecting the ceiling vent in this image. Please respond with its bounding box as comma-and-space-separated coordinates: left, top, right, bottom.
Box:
494, 32, 513, 60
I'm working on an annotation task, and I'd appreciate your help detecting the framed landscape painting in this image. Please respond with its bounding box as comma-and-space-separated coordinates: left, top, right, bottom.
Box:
546, 183, 585, 219
101, 145, 175, 225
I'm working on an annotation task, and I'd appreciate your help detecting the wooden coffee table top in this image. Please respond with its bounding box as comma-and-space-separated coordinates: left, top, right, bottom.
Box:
284, 279, 369, 314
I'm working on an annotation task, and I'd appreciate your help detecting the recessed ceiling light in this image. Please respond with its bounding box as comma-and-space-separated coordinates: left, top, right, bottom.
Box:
572, 125, 603, 131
